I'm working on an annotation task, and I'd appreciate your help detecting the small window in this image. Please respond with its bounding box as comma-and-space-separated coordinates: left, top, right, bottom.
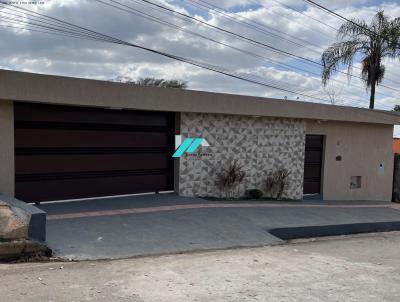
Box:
350, 176, 362, 189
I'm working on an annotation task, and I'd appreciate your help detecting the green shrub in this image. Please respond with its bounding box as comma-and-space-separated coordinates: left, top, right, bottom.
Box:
246, 189, 263, 199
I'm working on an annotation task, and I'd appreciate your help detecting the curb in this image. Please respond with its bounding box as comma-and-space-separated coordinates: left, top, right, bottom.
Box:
269, 221, 400, 240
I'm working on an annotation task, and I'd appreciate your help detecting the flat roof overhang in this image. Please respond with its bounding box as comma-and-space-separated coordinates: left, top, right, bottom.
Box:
0, 69, 399, 125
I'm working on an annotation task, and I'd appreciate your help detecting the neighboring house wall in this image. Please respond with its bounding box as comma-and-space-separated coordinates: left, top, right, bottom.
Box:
178, 112, 306, 199
306, 121, 394, 201
393, 138, 400, 153
0, 101, 15, 197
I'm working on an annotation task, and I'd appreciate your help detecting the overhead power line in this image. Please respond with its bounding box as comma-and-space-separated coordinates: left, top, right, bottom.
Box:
186, 0, 324, 52
93, 0, 342, 98
303, 0, 366, 27
152, 0, 400, 90
247, 0, 338, 40
302, 0, 400, 44
0, 2, 342, 104
92, 0, 386, 104
300, 0, 400, 84
268, 0, 339, 32
128, 0, 400, 93
195, 0, 398, 90
132, 0, 320, 66
182, 0, 400, 100
0, 2, 395, 110
252, 0, 400, 86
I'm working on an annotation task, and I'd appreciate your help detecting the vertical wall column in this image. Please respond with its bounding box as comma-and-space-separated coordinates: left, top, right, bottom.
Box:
0, 101, 14, 197
173, 112, 181, 194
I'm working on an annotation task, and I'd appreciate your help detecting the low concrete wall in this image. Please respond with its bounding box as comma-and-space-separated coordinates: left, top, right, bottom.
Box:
0, 195, 46, 242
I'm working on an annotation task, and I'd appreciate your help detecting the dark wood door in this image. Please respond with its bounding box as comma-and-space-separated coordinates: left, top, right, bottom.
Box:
14, 103, 175, 202
303, 135, 323, 195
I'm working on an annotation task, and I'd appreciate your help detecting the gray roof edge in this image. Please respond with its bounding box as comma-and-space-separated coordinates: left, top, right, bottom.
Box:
0, 69, 399, 125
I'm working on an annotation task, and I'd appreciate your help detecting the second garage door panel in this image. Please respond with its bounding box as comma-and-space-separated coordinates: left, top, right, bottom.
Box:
15, 153, 169, 174
15, 129, 170, 148
16, 175, 169, 202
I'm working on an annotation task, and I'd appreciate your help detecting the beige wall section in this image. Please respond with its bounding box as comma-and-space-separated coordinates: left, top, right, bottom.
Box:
306, 121, 394, 201
0, 101, 14, 197
0, 69, 399, 125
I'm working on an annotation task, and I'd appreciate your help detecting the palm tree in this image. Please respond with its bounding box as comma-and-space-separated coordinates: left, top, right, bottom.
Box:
321, 11, 400, 109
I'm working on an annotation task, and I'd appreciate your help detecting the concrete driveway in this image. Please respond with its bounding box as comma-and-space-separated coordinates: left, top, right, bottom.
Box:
38, 193, 400, 260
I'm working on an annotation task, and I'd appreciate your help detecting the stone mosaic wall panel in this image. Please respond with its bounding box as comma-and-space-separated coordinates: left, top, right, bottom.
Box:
178, 113, 306, 199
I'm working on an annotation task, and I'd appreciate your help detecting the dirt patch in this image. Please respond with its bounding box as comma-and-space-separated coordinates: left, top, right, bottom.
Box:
0, 239, 52, 262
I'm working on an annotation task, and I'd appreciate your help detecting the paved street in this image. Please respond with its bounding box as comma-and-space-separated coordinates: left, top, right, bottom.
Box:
1, 232, 400, 301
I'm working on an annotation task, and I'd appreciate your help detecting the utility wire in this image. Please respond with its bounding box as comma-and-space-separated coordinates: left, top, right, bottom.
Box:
134, 0, 323, 65
0, 2, 338, 104
246, 0, 338, 40
0, 2, 395, 110
93, 0, 384, 104
182, 0, 399, 100
255, 0, 400, 87
129, 0, 326, 69
130, 0, 400, 93
303, 0, 368, 27
268, 0, 339, 32
300, 0, 400, 83
145, 0, 400, 91
261, 0, 400, 86
186, 0, 323, 52
1, 0, 322, 96
93, 0, 332, 97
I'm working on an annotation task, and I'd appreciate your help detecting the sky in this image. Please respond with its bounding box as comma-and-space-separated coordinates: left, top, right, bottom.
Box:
1, 0, 400, 135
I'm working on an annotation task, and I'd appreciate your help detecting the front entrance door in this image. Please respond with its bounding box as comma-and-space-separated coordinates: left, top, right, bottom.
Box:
303, 135, 323, 195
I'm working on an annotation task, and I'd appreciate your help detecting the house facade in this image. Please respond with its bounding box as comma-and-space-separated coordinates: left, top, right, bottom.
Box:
0, 69, 398, 203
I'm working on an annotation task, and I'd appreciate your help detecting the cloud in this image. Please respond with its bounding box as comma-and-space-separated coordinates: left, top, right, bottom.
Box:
0, 0, 399, 137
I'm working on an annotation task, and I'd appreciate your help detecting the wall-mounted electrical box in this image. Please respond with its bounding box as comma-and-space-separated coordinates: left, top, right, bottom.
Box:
350, 176, 361, 189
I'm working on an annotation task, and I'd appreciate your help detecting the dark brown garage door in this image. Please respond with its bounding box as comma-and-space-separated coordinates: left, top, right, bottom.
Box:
15, 103, 175, 202
303, 135, 323, 195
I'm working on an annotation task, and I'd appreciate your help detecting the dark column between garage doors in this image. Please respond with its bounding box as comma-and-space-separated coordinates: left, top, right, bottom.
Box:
14, 102, 175, 203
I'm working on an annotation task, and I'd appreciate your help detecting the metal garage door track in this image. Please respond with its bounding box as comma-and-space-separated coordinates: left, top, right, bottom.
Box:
38, 193, 400, 260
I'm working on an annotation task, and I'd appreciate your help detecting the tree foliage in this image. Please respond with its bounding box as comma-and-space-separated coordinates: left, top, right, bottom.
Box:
135, 77, 187, 88
321, 11, 400, 109
115, 76, 187, 89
